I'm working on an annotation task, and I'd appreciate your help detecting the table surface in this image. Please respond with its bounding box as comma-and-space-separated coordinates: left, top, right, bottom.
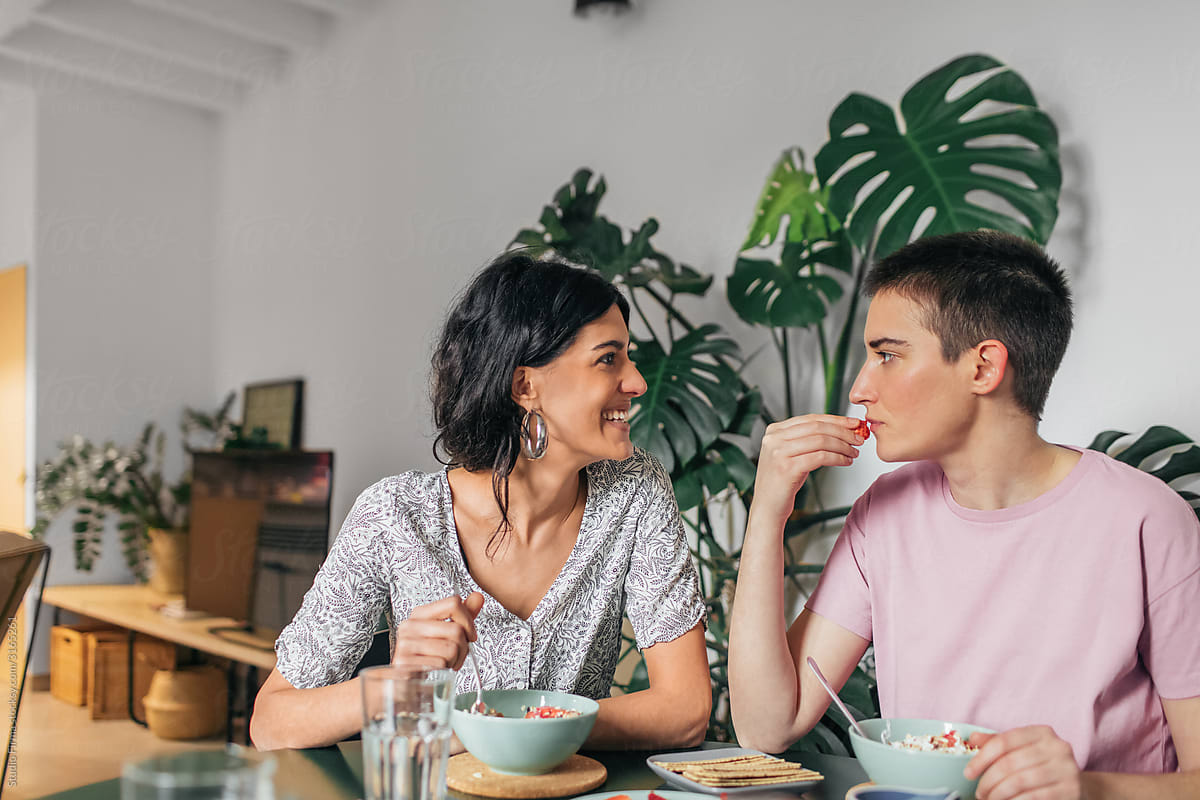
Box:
43, 584, 278, 669
36, 741, 868, 800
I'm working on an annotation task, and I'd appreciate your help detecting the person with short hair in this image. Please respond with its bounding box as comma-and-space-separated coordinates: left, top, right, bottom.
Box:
252, 252, 710, 751
729, 231, 1200, 798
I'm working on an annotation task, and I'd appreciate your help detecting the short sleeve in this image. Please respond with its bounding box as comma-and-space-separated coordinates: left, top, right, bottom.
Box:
275, 481, 393, 689
1138, 492, 1200, 700
805, 494, 873, 641
622, 452, 707, 649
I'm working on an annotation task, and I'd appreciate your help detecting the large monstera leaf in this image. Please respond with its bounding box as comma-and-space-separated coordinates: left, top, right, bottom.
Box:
629, 325, 742, 479
1089, 426, 1200, 520
815, 54, 1061, 259
742, 148, 839, 249
670, 390, 761, 512
513, 168, 711, 295
727, 232, 851, 329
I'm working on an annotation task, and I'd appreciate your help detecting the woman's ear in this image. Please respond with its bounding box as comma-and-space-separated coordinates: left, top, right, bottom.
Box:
970, 339, 1009, 396
511, 366, 538, 408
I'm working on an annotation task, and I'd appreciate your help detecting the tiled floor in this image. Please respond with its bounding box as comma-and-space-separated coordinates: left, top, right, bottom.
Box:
6, 687, 226, 799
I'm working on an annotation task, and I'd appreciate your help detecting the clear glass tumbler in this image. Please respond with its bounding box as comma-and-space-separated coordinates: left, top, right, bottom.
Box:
360, 665, 455, 800
121, 744, 276, 800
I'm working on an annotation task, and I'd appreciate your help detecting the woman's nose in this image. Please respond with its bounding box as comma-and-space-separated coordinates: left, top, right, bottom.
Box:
624, 361, 648, 397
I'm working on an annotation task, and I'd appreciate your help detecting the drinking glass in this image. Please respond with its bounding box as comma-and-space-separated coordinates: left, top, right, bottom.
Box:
360, 664, 455, 800
121, 744, 276, 800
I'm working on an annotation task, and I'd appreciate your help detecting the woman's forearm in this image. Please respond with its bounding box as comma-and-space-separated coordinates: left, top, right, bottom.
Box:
250, 676, 364, 751
587, 685, 710, 750
727, 504, 806, 753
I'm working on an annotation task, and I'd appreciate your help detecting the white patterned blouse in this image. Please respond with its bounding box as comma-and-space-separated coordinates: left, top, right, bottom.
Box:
275, 448, 706, 699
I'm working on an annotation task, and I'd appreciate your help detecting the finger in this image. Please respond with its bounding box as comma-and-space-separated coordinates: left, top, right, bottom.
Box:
973, 741, 1060, 799
394, 618, 471, 650
464, 591, 485, 620
766, 423, 867, 450
966, 727, 1058, 780
391, 631, 469, 669
408, 595, 469, 621
768, 414, 862, 431
980, 757, 1080, 800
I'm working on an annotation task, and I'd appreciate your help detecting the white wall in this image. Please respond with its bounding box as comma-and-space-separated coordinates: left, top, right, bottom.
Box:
216, 0, 1200, 526
28, 82, 220, 670
0, 85, 34, 273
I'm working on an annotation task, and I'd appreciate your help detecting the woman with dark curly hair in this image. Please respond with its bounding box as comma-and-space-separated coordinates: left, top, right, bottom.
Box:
251, 252, 711, 751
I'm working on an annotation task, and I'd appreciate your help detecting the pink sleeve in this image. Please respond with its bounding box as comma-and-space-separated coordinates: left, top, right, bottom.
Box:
805, 497, 873, 641
1139, 494, 1200, 699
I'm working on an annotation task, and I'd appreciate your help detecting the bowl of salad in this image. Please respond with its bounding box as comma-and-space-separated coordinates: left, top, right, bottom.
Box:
451, 689, 599, 775
849, 718, 995, 799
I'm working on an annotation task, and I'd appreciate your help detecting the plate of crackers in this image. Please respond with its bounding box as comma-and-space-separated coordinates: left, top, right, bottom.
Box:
646, 747, 823, 794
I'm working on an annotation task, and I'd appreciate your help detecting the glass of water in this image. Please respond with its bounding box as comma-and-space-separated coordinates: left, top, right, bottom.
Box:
121, 745, 276, 799
360, 665, 455, 800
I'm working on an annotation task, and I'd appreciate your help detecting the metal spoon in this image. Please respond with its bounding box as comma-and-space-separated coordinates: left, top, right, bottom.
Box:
467, 642, 488, 714
806, 657, 868, 739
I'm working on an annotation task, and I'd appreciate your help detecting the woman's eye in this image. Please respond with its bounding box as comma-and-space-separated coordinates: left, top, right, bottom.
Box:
877, 351, 895, 364
598, 352, 617, 366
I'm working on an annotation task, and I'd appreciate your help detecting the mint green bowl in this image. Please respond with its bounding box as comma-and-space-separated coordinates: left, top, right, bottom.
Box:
850, 718, 995, 800
451, 689, 599, 776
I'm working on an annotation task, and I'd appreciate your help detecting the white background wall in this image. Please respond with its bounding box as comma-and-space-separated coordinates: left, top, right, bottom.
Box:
217, 0, 1200, 522
0, 85, 34, 273
24, 82, 220, 669
11, 0, 1200, 665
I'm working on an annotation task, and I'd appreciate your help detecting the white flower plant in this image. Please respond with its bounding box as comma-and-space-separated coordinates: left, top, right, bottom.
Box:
30, 393, 236, 580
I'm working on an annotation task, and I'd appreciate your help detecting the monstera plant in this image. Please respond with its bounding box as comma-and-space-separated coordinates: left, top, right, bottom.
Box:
512, 53, 1064, 750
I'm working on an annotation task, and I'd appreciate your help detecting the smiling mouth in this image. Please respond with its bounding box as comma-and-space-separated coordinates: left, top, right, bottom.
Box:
602, 409, 629, 424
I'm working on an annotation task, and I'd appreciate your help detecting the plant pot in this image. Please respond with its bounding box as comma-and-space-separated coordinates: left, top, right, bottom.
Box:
143, 666, 227, 740
147, 528, 188, 595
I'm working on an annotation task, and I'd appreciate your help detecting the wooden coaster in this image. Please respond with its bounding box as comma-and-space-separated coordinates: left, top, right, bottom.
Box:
446, 753, 607, 799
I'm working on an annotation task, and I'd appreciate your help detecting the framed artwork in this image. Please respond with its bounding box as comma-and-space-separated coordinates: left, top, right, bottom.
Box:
243, 378, 304, 449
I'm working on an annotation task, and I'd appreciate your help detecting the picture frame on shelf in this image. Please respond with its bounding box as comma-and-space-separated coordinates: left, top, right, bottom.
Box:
242, 378, 304, 449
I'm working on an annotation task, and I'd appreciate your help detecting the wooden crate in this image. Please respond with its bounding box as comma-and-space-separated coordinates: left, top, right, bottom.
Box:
84, 633, 178, 721
86, 630, 132, 720
49, 623, 119, 706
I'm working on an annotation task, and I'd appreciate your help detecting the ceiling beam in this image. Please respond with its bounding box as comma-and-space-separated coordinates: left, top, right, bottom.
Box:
34, 0, 289, 83
129, 0, 332, 51
0, 23, 244, 113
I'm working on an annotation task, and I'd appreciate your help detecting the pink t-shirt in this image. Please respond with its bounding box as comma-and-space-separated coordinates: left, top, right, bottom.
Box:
806, 448, 1200, 773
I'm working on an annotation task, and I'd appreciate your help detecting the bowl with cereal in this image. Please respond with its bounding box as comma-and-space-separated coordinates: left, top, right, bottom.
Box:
849, 718, 995, 799
451, 688, 599, 775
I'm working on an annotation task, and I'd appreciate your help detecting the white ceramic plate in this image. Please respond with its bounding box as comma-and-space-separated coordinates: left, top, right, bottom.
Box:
646, 747, 824, 796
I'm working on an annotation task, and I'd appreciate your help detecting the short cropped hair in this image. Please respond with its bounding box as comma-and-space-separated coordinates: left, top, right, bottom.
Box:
863, 230, 1072, 419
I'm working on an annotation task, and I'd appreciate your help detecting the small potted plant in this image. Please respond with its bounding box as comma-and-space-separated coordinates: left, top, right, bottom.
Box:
31, 393, 236, 593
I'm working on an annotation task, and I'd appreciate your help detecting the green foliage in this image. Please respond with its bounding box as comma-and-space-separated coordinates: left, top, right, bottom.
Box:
815, 53, 1061, 259
30, 393, 237, 578
512, 51, 1063, 747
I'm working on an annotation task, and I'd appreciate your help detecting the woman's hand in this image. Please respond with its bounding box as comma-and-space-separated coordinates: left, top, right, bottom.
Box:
966, 726, 1084, 800
752, 415, 866, 523
391, 592, 485, 670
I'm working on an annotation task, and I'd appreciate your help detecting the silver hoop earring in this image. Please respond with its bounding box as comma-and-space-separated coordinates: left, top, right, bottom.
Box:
521, 409, 548, 460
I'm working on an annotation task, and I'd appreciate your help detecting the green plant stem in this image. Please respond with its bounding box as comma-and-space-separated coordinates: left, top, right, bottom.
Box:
777, 328, 794, 418
825, 248, 871, 415
628, 289, 664, 351
641, 283, 778, 423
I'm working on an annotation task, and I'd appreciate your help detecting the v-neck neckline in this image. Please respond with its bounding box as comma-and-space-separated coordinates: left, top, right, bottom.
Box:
440, 466, 595, 625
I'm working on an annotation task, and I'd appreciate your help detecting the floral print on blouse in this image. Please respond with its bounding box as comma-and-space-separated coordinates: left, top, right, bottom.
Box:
275, 448, 706, 699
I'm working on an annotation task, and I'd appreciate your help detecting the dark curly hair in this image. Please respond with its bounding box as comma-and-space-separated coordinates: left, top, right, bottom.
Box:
431, 251, 630, 556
